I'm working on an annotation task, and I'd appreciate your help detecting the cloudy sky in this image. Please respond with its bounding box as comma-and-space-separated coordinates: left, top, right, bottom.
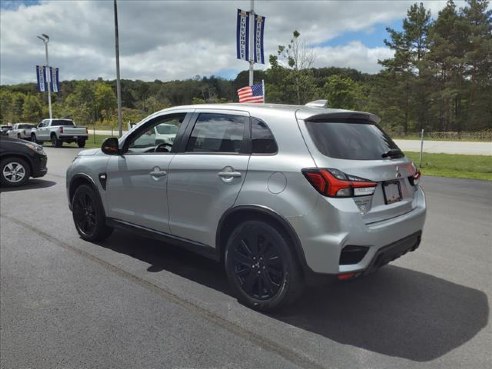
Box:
0, 0, 465, 85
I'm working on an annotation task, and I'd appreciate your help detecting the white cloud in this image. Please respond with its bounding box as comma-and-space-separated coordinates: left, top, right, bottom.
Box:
0, 0, 456, 85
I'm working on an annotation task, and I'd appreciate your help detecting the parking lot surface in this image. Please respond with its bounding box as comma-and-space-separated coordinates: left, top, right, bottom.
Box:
1, 147, 491, 369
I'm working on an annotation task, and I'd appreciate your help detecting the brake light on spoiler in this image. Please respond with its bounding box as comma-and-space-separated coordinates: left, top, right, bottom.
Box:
303, 168, 377, 197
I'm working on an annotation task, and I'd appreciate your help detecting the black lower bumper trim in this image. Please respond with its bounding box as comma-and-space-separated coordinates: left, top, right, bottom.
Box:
365, 231, 422, 274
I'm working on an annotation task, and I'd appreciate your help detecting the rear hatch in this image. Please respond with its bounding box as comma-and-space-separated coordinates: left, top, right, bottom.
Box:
296, 111, 420, 224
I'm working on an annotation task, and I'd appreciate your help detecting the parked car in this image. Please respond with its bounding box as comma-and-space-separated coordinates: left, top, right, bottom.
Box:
66, 103, 426, 311
31, 118, 88, 147
0, 136, 47, 187
8, 123, 36, 140
0, 125, 13, 136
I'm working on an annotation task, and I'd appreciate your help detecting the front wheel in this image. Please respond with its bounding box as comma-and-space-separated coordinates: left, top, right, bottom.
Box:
0, 157, 30, 187
224, 220, 303, 311
72, 184, 113, 242
31, 133, 41, 145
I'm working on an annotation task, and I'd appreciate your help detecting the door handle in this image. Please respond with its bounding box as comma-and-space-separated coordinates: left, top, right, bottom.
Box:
218, 171, 242, 178
149, 169, 167, 177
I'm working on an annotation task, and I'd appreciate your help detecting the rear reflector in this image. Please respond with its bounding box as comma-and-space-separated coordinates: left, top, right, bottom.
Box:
337, 272, 357, 281
303, 168, 376, 198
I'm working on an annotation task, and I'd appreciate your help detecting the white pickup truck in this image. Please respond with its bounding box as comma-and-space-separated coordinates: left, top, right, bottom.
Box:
7, 123, 36, 139
31, 118, 88, 147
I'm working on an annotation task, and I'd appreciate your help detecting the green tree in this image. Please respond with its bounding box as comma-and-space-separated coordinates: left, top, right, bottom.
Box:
22, 95, 43, 122
323, 75, 366, 110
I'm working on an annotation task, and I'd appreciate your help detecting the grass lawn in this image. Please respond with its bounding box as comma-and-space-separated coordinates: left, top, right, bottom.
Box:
79, 135, 491, 181
405, 152, 492, 181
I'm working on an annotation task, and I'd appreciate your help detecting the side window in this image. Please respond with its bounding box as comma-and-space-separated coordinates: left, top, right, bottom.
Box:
127, 113, 185, 154
251, 118, 277, 154
186, 113, 246, 153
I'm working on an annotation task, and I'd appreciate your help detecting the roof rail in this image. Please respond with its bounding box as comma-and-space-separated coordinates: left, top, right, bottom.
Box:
305, 100, 328, 108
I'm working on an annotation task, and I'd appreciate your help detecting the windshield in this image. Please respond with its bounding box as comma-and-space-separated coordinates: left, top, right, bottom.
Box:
18, 124, 34, 129
305, 120, 402, 160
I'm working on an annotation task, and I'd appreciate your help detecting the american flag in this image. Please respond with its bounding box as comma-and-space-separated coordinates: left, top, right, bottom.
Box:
237, 83, 264, 103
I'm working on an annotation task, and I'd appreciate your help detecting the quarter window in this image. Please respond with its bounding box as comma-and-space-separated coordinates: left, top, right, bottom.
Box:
251, 118, 277, 154
186, 113, 247, 153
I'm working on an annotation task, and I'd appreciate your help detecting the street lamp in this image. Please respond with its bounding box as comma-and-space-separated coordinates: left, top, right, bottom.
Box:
37, 34, 52, 120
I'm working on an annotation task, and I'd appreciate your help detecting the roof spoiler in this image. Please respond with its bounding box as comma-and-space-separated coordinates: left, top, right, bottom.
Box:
305, 100, 328, 108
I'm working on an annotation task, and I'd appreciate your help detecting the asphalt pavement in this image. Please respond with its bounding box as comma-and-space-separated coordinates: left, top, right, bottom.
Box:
1, 147, 491, 369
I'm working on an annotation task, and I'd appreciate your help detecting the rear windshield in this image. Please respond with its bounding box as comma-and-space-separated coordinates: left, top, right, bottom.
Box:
51, 120, 75, 126
305, 120, 402, 160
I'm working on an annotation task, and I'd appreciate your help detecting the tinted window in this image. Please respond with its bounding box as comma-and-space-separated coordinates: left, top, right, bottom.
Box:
18, 124, 34, 129
251, 118, 277, 154
305, 121, 401, 160
186, 113, 246, 153
51, 120, 75, 126
127, 114, 185, 153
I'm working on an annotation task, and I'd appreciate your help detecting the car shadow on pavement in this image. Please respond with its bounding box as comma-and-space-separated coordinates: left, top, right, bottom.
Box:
100, 231, 488, 362
0, 179, 57, 193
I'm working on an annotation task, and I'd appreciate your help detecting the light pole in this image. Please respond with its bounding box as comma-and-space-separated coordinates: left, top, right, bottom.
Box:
37, 34, 52, 120
114, 0, 122, 137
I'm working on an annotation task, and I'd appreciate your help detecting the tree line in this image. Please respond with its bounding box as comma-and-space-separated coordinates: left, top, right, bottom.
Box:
0, 0, 490, 135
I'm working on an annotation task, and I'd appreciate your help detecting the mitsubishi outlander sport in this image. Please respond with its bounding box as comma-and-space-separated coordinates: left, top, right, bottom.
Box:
66, 103, 426, 311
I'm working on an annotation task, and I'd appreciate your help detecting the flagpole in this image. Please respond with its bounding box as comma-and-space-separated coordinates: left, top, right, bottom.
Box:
262, 79, 265, 103
248, 0, 254, 86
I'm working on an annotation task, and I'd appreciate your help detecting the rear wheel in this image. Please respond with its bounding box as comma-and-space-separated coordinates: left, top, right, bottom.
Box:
224, 220, 303, 311
72, 184, 113, 242
77, 139, 86, 148
0, 157, 30, 187
51, 134, 62, 147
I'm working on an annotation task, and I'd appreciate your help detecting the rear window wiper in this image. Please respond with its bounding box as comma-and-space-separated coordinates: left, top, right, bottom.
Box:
382, 149, 404, 158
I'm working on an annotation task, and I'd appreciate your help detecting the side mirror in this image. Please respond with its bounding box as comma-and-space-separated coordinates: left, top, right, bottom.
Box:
101, 137, 120, 155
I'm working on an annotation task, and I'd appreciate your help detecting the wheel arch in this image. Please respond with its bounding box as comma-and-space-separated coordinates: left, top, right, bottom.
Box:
68, 174, 98, 209
216, 205, 311, 275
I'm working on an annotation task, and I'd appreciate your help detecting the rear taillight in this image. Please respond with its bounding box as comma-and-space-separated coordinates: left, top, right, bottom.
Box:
60, 126, 64, 134
302, 168, 377, 197
409, 169, 421, 186
409, 162, 421, 186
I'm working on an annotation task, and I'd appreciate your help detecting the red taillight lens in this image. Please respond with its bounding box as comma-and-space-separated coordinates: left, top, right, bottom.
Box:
60, 126, 64, 134
303, 169, 377, 197
410, 169, 421, 186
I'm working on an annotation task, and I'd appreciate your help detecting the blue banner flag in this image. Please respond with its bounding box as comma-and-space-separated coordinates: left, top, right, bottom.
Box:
50, 67, 60, 92
254, 14, 266, 64
236, 9, 250, 61
36, 65, 46, 92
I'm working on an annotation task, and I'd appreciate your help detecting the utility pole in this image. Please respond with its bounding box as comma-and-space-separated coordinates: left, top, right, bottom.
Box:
114, 0, 123, 137
37, 34, 52, 120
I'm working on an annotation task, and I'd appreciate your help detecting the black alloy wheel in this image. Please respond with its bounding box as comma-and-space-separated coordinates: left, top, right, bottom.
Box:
72, 184, 113, 242
225, 220, 302, 311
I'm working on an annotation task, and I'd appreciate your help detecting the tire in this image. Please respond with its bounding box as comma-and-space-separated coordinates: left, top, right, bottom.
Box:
31, 133, 41, 145
0, 157, 30, 187
72, 184, 113, 242
224, 220, 303, 311
77, 139, 86, 148
51, 134, 62, 147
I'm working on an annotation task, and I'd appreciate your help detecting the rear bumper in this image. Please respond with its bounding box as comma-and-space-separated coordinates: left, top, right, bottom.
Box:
288, 186, 426, 274
59, 135, 88, 141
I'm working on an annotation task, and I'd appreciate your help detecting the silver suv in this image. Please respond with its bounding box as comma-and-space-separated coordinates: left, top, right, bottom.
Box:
66, 104, 426, 311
